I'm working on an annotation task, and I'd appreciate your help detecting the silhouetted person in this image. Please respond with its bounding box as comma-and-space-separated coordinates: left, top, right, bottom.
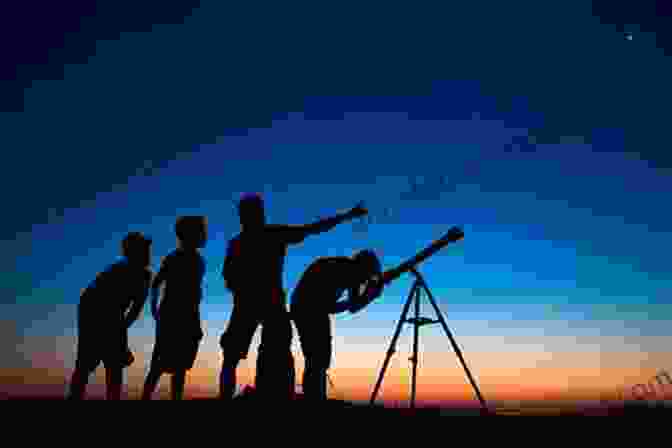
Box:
142, 216, 207, 400
67, 232, 152, 400
218, 193, 367, 402
289, 250, 384, 402
289, 226, 466, 403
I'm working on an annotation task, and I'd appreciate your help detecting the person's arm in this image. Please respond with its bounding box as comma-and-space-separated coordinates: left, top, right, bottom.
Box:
305, 202, 367, 236
331, 300, 352, 314
150, 265, 167, 319
326, 285, 352, 315
222, 239, 239, 293
330, 273, 367, 315
347, 273, 386, 314
124, 271, 152, 329
285, 202, 368, 244
347, 227, 464, 314
347, 283, 374, 314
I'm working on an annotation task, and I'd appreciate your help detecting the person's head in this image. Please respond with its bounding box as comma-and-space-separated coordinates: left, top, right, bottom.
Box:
349, 249, 383, 311
237, 193, 266, 231
351, 249, 381, 284
175, 215, 208, 249
121, 232, 152, 268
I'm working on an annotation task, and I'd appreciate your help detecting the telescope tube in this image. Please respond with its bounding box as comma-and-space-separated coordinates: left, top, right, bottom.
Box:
380, 226, 464, 286
348, 227, 463, 313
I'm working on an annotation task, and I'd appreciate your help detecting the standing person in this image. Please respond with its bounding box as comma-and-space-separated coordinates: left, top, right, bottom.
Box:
67, 232, 153, 400
141, 216, 208, 401
218, 193, 367, 402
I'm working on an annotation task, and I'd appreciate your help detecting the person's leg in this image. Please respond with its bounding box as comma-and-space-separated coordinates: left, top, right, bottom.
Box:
171, 370, 186, 400
293, 313, 311, 398
142, 367, 162, 400
67, 338, 97, 400
219, 356, 240, 400
105, 367, 123, 400
172, 329, 202, 401
303, 362, 329, 402
142, 344, 163, 400
257, 307, 294, 401
219, 304, 258, 401
104, 327, 129, 400
254, 337, 285, 400
288, 350, 296, 399
300, 314, 332, 402
67, 367, 90, 400
304, 365, 328, 401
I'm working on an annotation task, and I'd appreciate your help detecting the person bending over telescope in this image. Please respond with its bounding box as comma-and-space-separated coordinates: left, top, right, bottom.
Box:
218, 193, 367, 401
289, 226, 465, 402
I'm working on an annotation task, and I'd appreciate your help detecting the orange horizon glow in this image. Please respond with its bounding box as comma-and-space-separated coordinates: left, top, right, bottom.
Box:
5, 348, 670, 404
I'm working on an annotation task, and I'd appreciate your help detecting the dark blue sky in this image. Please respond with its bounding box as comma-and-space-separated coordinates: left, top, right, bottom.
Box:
2, 1, 671, 401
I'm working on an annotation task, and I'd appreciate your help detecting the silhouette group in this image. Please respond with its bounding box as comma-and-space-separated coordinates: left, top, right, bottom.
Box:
67, 194, 374, 402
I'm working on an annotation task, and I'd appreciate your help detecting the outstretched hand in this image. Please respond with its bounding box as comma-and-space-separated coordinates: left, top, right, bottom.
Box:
348, 201, 368, 219
445, 226, 464, 242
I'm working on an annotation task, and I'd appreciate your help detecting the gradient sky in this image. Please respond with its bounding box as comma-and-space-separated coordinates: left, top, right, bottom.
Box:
3, 1, 672, 405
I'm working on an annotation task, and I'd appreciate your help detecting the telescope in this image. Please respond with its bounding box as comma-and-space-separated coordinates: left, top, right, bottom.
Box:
348, 226, 464, 313
346, 225, 489, 413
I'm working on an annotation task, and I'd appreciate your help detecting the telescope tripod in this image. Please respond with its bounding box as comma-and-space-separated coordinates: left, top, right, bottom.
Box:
369, 268, 489, 413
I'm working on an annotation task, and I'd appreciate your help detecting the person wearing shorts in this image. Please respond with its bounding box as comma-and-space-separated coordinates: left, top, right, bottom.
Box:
142, 216, 207, 400
218, 193, 367, 402
67, 232, 152, 400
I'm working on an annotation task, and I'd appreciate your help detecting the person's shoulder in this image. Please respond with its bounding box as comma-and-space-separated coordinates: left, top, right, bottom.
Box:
85, 259, 128, 293
119, 261, 152, 282
322, 256, 350, 264
162, 249, 180, 262
227, 234, 242, 252
102, 259, 129, 277
173, 248, 201, 264
267, 224, 307, 242
107, 258, 127, 269
228, 233, 242, 245
308, 256, 345, 271
264, 224, 288, 233
123, 266, 152, 290
142, 267, 153, 280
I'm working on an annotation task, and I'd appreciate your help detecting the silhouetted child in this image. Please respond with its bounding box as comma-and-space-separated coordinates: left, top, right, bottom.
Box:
67, 232, 153, 400
218, 193, 367, 402
289, 227, 465, 402
289, 250, 384, 402
142, 216, 207, 400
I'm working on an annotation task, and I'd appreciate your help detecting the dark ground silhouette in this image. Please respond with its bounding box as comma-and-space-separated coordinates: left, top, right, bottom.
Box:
19, 389, 672, 416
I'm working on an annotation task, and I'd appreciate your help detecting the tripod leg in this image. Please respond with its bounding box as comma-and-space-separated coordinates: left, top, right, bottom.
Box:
410, 285, 420, 409
419, 280, 489, 411
369, 281, 418, 406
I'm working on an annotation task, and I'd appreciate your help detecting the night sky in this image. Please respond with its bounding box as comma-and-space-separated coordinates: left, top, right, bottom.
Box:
2, 1, 671, 406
